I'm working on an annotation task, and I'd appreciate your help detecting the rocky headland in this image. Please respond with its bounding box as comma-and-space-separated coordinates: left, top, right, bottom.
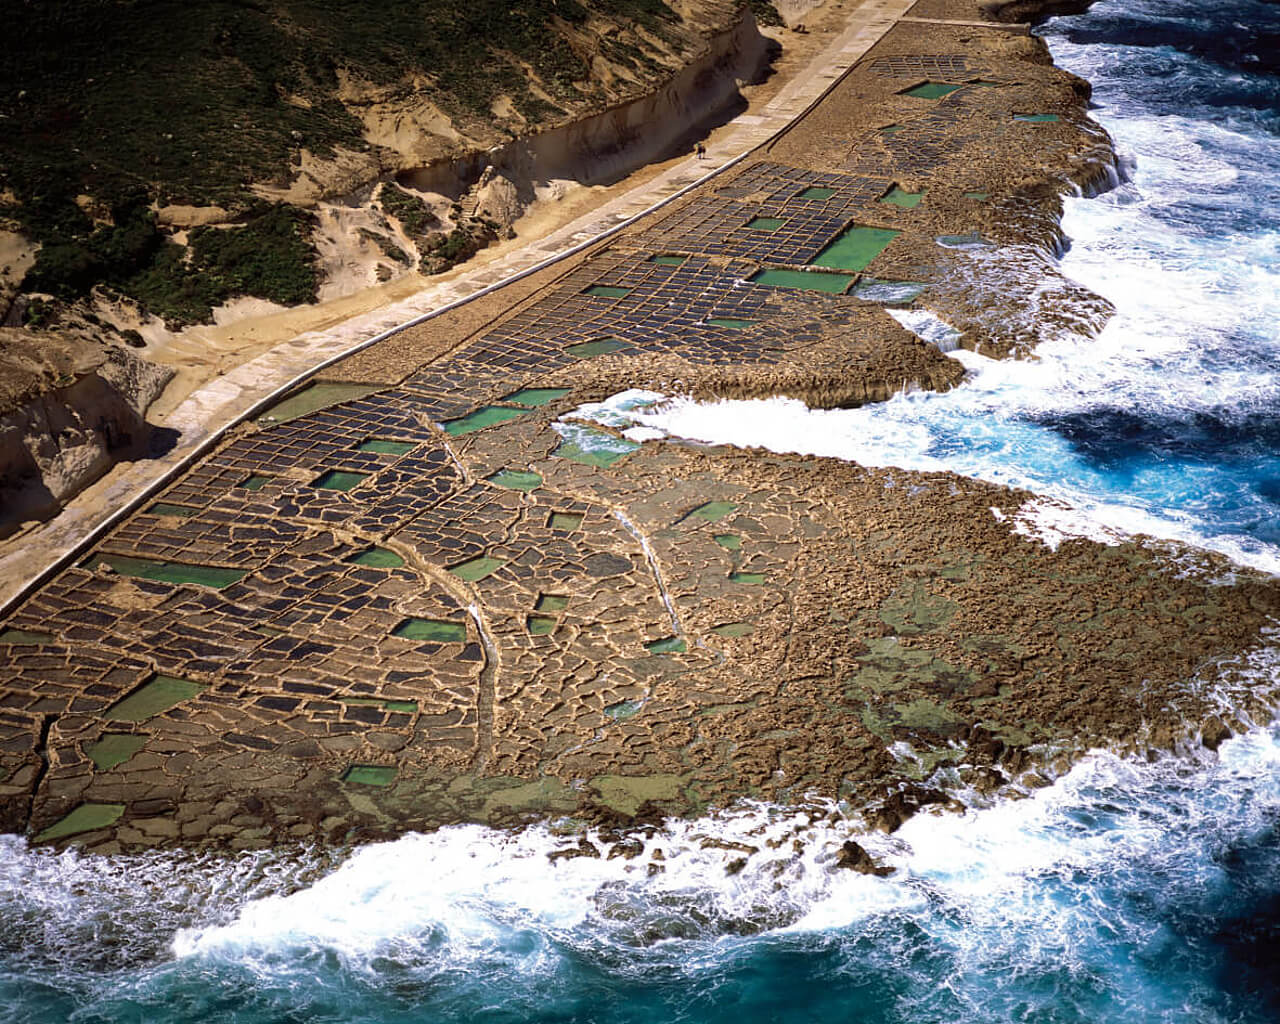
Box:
1, 0, 1277, 860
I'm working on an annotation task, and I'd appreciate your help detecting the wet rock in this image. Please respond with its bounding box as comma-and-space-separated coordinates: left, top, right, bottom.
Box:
834, 840, 894, 876
607, 838, 645, 860
548, 837, 602, 862
1201, 716, 1233, 752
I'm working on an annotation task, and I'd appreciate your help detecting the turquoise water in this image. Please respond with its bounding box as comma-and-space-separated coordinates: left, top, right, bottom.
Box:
5, 2, 1280, 1020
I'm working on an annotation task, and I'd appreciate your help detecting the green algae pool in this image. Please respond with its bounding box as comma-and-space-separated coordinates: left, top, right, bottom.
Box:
94, 554, 246, 589
84, 733, 147, 770
527, 615, 558, 636
356, 439, 417, 455
809, 226, 901, 272
339, 696, 418, 713
503, 388, 570, 407
714, 533, 742, 551
729, 571, 766, 585
650, 254, 688, 266
35, 803, 125, 843
645, 636, 686, 654
1015, 113, 1061, 122
238, 473, 274, 491
881, 186, 925, 209
535, 594, 569, 613
902, 82, 963, 99
341, 765, 396, 787
442, 406, 530, 436
392, 618, 466, 643
0, 628, 53, 645
258, 381, 380, 425
746, 216, 785, 231
548, 511, 584, 531
311, 469, 369, 491
582, 285, 632, 298
797, 186, 835, 200
487, 469, 542, 492
687, 501, 738, 523
705, 317, 757, 329
449, 556, 507, 582
107, 674, 207, 722
348, 547, 405, 568
148, 502, 198, 517
567, 338, 633, 359
711, 622, 754, 638
750, 268, 854, 293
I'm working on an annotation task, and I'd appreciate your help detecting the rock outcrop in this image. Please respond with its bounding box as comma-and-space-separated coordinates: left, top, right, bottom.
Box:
0, 330, 172, 537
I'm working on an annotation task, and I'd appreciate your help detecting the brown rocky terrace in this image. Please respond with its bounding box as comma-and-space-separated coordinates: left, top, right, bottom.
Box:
1, 0, 1276, 855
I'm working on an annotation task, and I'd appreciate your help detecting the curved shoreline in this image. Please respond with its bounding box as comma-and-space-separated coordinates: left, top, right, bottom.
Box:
5, 0, 1278, 856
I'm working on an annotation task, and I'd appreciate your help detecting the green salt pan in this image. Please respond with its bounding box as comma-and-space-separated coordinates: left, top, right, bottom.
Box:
356, 439, 417, 455
688, 501, 737, 523
605, 700, 643, 721
650, 254, 687, 266
348, 547, 404, 568
449, 556, 508, 582
238, 473, 274, 491
393, 618, 467, 643
503, 388, 570, 407
107, 674, 207, 722
84, 733, 146, 770
527, 615, 558, 636
95, 554, 246, 589
798, 186, 835, 200
548, 511, 584, 531
881, 123, 904, 134
809, 226, 901, 272
259, 381, 379, 425
311, 469, 369, 491
729, 571, 766, 585
339, 696, 418, 713
902, 82, 963, 99
1015, 113, 1060, 122
646, 636, 686, 654
148, 502, 198, 517
881, 186, 925, 209
487, 469, 542, 492
711, 622, 754, 638
442, 406, 530, 436
342, 765, 396, 786
751, 268, 854, 293
553, 424, 640, 468
35, 803, 125, 842
536, 594, 570, 612
705, 318, 756, 329
746, 216, 785, 231
582, 285, 631, 298
963, 191, 990, 201
0, 628, 53, 645
566, 338, 632, 358
714, 534, 741, 551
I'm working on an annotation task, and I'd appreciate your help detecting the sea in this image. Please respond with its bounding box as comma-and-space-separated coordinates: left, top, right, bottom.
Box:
3, 0, 1280, 1020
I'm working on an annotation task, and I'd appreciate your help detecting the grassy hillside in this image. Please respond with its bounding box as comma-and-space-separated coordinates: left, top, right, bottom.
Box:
0, 0, 768, 324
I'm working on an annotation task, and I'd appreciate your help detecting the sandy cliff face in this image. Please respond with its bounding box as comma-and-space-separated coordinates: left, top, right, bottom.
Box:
0, 331, 171, 537
260, 0, 775, 301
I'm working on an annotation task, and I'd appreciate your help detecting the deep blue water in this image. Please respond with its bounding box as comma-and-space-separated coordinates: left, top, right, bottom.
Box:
4, 1, 1280, 1020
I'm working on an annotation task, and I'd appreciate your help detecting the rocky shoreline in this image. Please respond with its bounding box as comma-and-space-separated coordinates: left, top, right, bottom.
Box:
2, 0, 1277, 857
